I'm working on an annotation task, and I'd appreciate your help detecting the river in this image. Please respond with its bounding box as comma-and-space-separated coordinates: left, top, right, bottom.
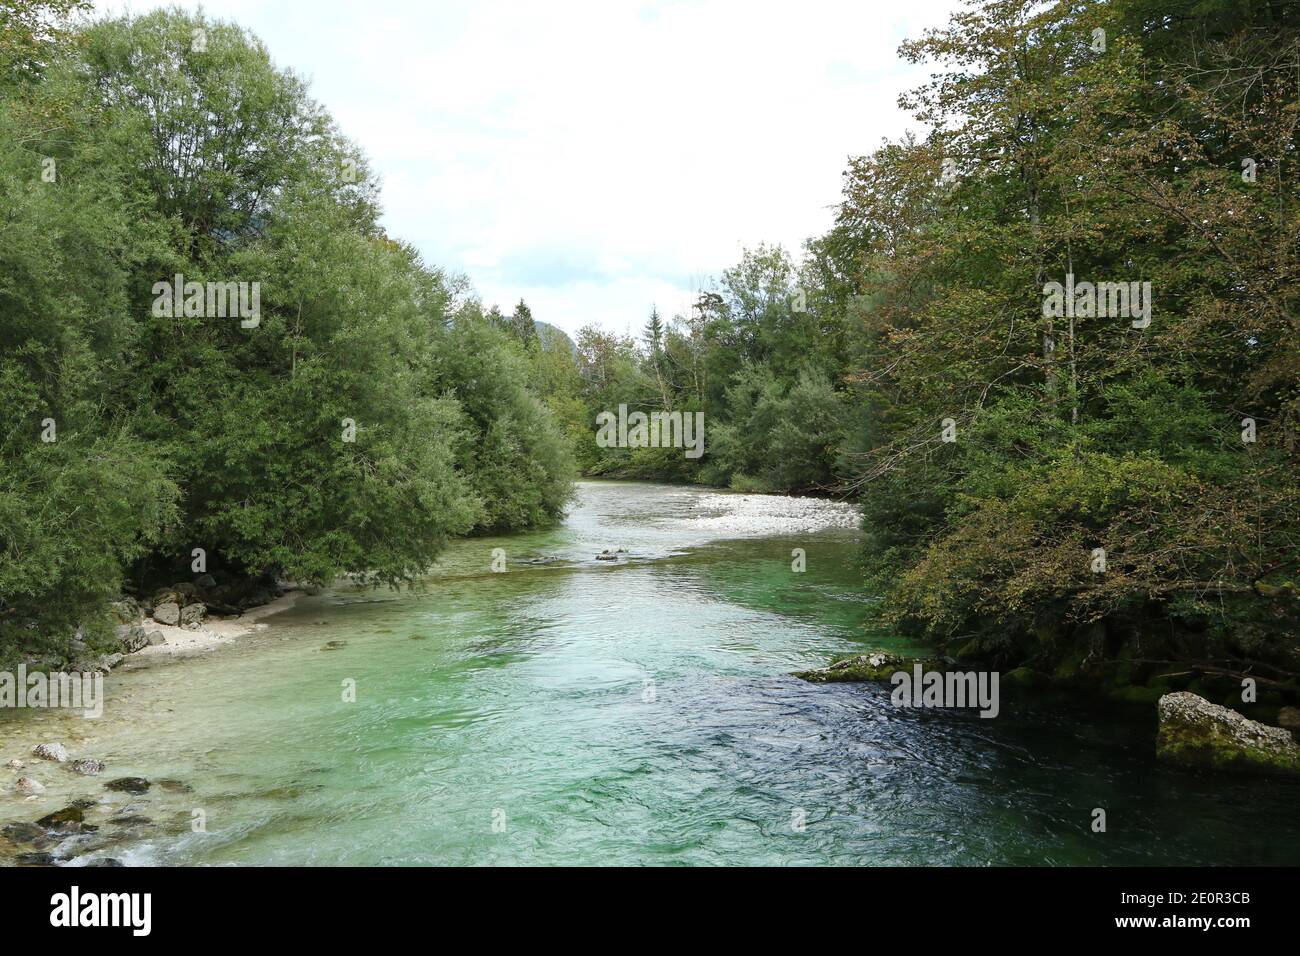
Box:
3, 480, 1298, 865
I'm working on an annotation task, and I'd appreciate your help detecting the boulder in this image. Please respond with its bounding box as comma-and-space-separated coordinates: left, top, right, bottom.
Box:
104, 776, 150, 794
109, 597, 143, 624
1, 822, 46, 845
145, 630, 166, 647
70, 758, 105, 776
1156, 691, 1300, 777
36, 806, 96, 833
150, 588, 183, 611
31, 743, 69, 763
794, 650, 942, 683
15, 852, 58, 866
14, 777, 45, 795
179, 602, 206, 628
115, 624, 149, 654
70, 653, 122, 674
152, 601, 181, 626
194, 574, 217, 590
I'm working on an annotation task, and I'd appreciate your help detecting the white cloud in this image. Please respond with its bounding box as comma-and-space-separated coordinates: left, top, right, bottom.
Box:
95, 0, 960, 337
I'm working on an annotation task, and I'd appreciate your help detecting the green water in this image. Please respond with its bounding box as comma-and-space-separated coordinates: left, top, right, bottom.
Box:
3, 480, 1299, 865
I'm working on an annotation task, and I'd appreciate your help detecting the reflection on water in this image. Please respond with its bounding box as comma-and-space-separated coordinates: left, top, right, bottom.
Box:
2, 481, 1298, 865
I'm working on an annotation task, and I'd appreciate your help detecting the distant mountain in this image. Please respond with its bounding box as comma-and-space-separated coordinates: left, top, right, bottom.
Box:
534, 319, 578, 358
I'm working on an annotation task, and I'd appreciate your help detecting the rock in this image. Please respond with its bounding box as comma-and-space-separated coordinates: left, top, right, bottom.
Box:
110, 815, 151, 826
105, 776, 151, 794
116, 624, 150, 653
31, 743, 69, 763
156, 779, 192, 794
36, 806, 83, 827
179, 602, 206, 628
88, 857, 125, 866
1278, 706, 1300, 732
150, 588, 182, 610
153, 583, 197, 606
596, 550, 617, 560
93, 653, 123, 672
2, 822, 47, 845
146, 630, 166, 647
6, 759, 24, 770
194, 574, 217, 590
320, 640, 346, 651
15, 851, 57, 866
109, 597, 143, 624
1002, 666, 1047, 689
794, 650, 942, 683
14, 777, 45, 795
70, 758, 105, 776
1156, 691, 1300, 777
152, 601, 181, 626
36, 806, 97, 833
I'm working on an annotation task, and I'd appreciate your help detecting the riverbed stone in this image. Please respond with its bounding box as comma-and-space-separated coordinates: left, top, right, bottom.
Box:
2, 822, 46, 844
31, 743, 69, 762
105, 776, 151, 794
6, 759, 24, 770
1156, 691, 1300, 777
146, 629, 167, 646
14, 776, 45, 795
70, 758, 105, 776
15, 851, 57, 866
152, 601, 181, 626
794, 650, 942, 683
36, 806, 97, 834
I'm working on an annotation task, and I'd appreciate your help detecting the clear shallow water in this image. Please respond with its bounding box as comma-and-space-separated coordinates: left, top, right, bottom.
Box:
3, 480, 1299, 865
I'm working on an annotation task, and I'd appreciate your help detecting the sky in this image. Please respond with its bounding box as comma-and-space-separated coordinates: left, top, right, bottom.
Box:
93, 0, 962, 337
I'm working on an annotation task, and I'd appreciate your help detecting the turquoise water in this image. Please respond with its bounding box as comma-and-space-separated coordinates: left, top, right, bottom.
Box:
3, 480, 1299, 865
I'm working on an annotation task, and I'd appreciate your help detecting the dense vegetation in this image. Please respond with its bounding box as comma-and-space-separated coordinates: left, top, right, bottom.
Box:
3, 0, 1298, 703
0, 3, 573, 663
522, 0, 1300, 700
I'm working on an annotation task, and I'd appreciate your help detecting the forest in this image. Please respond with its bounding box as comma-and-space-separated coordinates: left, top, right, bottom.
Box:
3, 0, 1299, 701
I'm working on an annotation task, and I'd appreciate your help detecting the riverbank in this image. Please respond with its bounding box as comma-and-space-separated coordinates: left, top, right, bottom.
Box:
121, 590, 307, 669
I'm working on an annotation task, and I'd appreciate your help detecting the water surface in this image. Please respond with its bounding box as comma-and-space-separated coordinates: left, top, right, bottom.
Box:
3, 481, 1298, 865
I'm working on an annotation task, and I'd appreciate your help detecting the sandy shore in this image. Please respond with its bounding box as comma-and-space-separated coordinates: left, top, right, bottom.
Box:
120, 589, 306, 668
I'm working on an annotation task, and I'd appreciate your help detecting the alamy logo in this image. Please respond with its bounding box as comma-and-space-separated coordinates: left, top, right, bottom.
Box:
0, 665, 102, 718
890, 665, 1000, 718
152, 273, 261, 328
1042, 273, 1152, 328
595, 404, 705, 459
50, 887, 151, 936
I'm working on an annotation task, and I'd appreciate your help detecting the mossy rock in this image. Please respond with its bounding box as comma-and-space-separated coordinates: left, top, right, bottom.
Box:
1156, 692, 1300, 777
793, 651, 941, 684
1002, 666, 1047, 689
1052, 644, 1089, 683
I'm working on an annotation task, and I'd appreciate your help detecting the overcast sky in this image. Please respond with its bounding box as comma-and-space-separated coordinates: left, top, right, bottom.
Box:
95, 0, 961, 337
